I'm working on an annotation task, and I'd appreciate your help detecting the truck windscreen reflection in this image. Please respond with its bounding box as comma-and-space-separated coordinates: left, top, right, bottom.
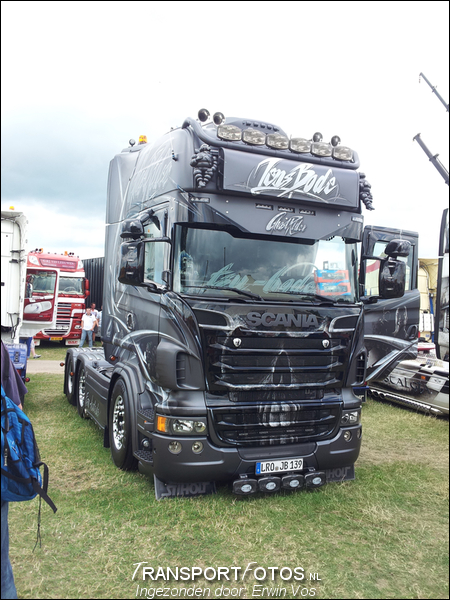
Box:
173, 226, 357, 302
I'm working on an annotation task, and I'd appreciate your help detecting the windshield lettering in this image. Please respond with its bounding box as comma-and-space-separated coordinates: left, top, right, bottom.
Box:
173, 226, 357, 303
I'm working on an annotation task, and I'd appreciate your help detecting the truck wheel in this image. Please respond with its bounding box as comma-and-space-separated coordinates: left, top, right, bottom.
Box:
109, 379, 137, 471
65, 355, 76, 406
76, 365, 88, 419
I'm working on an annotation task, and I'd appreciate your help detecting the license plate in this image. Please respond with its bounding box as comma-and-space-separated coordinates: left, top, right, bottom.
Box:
256, 458, 304, 475
50, 337, 63, 341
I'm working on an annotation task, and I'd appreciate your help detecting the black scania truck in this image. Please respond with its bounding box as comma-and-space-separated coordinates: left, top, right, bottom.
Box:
64, 110, 420, 498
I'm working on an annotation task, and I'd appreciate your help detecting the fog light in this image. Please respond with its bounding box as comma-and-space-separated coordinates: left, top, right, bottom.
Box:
258, 477, 281, 493
168, 441, 182, 454
304, 472, 326, 488
192, 441, 203, 454
232, 478, 257, 495
343, 430, 352, 442
281, 474, 304, 490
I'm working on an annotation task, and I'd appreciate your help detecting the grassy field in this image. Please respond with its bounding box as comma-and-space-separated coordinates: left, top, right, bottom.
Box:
7, 373, 449, 599
33, 340, 103, 361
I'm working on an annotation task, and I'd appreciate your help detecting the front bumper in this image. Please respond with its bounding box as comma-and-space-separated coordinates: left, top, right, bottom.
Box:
147, 424, 362, 484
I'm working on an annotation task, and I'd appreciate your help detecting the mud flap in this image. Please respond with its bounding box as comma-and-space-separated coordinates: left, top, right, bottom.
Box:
154, 476, 216, 500
325, 464, 355, 483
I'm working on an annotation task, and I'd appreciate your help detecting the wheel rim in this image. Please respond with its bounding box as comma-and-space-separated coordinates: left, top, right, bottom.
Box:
112, 394, 125, 449
67, 362, 73, 395
78, 369, 86, 408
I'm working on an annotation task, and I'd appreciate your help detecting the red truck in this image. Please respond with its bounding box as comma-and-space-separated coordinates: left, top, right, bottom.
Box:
28, 249, 89, 346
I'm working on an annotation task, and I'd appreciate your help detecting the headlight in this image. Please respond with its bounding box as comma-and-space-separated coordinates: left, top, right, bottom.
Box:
156, 415, 208, 436
340, 410, 361, 426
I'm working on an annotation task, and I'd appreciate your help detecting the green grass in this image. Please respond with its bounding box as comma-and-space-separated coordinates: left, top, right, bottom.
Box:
7, 375, 449, 599
33, 340, 103, 361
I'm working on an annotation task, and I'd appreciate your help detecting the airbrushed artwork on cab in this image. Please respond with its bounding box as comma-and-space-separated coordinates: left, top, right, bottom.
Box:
364, 297, 420, 383
370, 356, 449, 415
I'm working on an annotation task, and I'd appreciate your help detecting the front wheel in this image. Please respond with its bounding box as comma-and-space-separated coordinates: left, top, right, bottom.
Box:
108, 379, 137, 471
65, 355, 76, 406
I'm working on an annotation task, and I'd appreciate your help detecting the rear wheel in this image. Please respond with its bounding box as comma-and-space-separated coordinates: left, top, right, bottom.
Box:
109, 379, 137, 470
76, 365, 88, 418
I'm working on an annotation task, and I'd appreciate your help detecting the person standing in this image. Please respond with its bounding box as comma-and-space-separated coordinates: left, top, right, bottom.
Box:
78, 307, 97, 348
91, 304, 99, 343
96, 305, 103, 344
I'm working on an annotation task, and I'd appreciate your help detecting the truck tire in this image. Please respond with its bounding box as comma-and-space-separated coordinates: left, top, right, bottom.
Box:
65, 355, 76, 406
76, 364, 88, 419
109, 379, 137, 471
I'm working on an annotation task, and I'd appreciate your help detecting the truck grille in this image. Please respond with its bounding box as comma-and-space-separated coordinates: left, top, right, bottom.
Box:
57, 302, 73, 319
41, 303, 74, 336
42, 321, 70, 336
204, 333, 346, 392
211, 402, 341, 446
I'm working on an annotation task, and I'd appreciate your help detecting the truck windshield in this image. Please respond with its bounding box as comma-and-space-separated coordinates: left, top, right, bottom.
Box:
58, 277, 85, 295
27, 271, 57, 295
173, 226, 358, 303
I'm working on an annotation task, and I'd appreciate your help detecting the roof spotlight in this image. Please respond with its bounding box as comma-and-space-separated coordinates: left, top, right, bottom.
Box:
313, 132, 323, 142
213, 112, 225, 125
198, 108, 210, 122
331, 135, 341, 147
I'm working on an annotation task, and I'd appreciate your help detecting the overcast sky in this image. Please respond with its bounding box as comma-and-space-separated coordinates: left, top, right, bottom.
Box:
1, 0, 449, 260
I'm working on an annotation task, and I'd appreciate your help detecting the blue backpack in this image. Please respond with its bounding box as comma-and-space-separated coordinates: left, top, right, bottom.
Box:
1, 386, 57, 513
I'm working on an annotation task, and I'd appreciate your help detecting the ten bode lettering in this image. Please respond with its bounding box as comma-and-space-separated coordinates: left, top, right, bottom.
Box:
251, 159, 337, 199
247, 312, 319, 328
266, 213, 306, 236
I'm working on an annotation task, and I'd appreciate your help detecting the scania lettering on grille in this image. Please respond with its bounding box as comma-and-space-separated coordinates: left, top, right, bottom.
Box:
246, 312, 319, 328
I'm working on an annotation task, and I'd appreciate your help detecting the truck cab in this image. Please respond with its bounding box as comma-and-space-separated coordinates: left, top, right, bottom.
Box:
64, 111, 418, 497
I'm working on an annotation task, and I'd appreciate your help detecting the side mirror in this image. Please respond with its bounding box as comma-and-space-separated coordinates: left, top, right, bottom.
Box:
118, 241, 145, 286
379, 258, 406, 299
385, 239, 411, 258
120, 218, 144, 239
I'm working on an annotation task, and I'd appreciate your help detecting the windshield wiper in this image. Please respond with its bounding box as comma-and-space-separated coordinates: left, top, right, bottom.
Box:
183, 285, 263, 301
269, 291, 338, 304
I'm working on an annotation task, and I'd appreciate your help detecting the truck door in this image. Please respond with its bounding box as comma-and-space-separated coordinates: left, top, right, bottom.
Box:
22, 267, 60, 333
360, 225, 420, 382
